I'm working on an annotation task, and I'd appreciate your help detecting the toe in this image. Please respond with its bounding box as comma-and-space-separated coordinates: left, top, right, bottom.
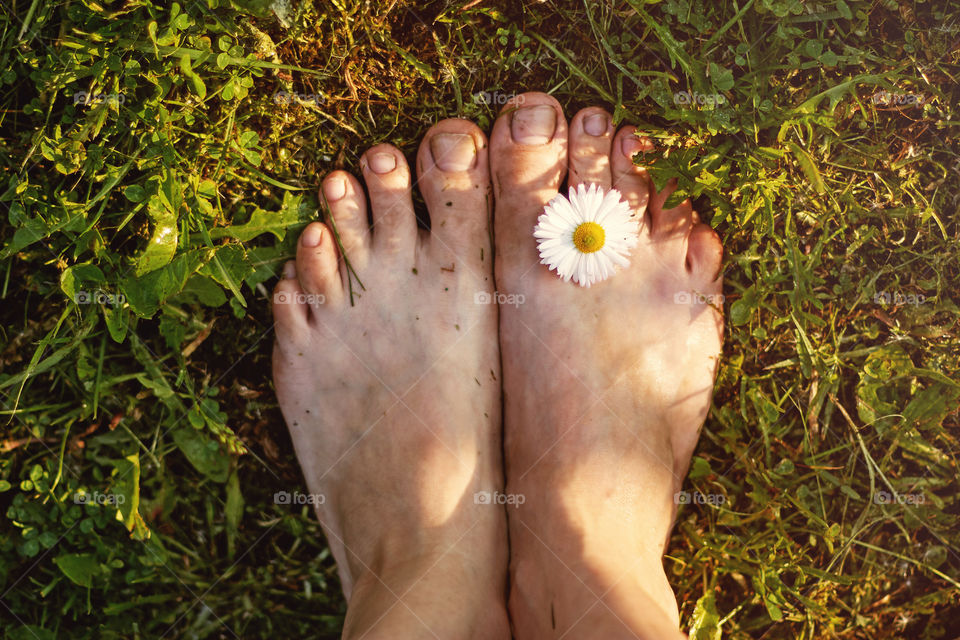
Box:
361, 143, 418, 257
417, 119, 491, 265
686, 222, 723, 284
322, 171, 370, 275
611, 126, 655, 178
490, 92, 568, 241
649, 179, 698, 236
611, 126, 654, 225
568, 107, 614, 191
273, 261, 309, 347
296, 222, 345, 307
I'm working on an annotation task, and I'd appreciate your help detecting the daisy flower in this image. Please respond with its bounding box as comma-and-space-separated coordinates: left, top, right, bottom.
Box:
533, 183, 639, 287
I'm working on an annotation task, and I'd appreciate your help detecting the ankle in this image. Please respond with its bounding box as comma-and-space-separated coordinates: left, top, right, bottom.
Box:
344, 544, 510, 640
511, 555, 681, 639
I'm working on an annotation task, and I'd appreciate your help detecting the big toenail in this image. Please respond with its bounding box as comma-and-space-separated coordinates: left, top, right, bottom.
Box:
301, 224, 323, 247
369, 153, 396, 174
584, 113, 608, 136
323, 177, 346, 202
430, 133, 477, 171
283, 261, 297, 279
511, 105, 557, 145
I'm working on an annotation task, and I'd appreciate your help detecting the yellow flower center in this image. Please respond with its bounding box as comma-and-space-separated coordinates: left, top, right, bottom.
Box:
572, 222, 606, 253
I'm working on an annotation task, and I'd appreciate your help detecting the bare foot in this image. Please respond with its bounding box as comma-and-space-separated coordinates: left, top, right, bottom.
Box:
272, 119, 509, 639
491, 93, 724, 639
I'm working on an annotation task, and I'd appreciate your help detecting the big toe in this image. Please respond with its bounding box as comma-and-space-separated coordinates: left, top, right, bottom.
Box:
490, 92, 568, 246
417, 118, 492, 271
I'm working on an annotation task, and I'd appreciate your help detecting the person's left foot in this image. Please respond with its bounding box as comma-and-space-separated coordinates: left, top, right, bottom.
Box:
271, 119, 509, 639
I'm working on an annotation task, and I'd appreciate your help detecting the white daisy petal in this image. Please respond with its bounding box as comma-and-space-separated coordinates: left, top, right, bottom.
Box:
533, 184, 639, 287
586, 185, 604, 222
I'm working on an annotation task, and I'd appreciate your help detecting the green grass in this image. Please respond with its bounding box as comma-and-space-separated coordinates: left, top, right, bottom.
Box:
1, 0, 958, 637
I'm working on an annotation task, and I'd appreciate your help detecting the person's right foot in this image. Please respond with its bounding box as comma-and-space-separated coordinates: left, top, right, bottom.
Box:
491, 92, 724, 639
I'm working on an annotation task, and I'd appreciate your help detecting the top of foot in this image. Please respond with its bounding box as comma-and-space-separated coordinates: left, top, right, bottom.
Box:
492, 92, 723, 639
271, 119, 510, 639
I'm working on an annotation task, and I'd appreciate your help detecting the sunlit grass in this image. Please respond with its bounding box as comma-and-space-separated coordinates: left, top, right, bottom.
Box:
0, 0, 957, 638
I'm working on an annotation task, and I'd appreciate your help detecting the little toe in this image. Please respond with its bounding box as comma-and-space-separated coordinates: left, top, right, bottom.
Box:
361, 144, 418, 257
648, 179, 699, 236
686, 222, 723, 284
295, 222, 345, 308
568, 107, 614, 191
321, 171, 371, 275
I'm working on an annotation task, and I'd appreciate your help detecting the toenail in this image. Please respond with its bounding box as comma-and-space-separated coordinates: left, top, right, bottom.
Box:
430, 133, 477, 172
584, 113, 608, 136
511, 105, 557, 145
621, 135, 653, 158
301, 224, 323, 248
283, 261, 297, 279
323, 177, 346, 202
369, 152, 396, 174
